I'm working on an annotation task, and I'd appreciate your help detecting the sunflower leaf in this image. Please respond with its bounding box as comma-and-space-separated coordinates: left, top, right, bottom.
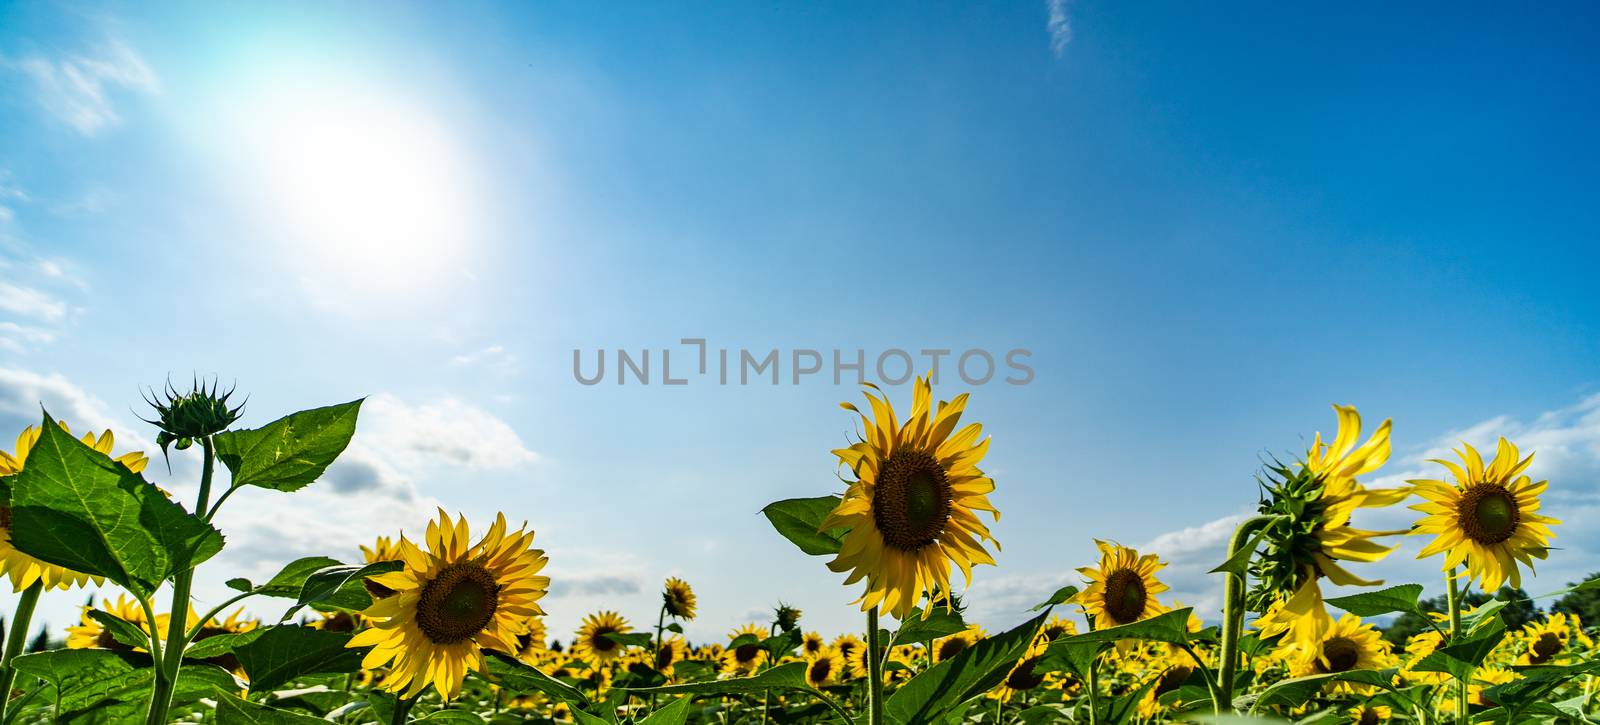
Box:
1325, 584, 1425, 617
1237, 669, 1396, 709
86, 609, 154, 651
214, 690, 327, 724
482, 651, 592, 707
1481, 659, 1600, 712
7, 411, 225, 598
761, 496, 846, 556
891, 606, 968, 647
213, 399, 363, 493
600, 631, 654, 649
884, 609, 1049, 724
1056, 607, 1196, 647
12, 649, 235, 722
629, 661, 812, 696
1412, 614, 1508, 681
637, 695, 694, 725
1031, 585, 1080, 612
185, 628, 266, 659
233, 625, 365, 693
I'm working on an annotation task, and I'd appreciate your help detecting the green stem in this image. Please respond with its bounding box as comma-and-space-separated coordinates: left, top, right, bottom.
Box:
1086, 653, 1101, 725
0, 581, 43, 723
866, 609, 884, 725
146, 435, 215, 725
184, 589, 255, 642
392, 693, 418, 725
1215, 515, 1277, 715
1447, 569, 1468, 725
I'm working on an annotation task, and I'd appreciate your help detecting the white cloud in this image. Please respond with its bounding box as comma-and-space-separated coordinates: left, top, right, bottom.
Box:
0, 322, 57, 353
1046, 0, 1073, 58
355, 393, 536, 470
449, 343, 517, 373
8, 39, 159, 136
0, 281, 67, 322
0, 367, 137, 441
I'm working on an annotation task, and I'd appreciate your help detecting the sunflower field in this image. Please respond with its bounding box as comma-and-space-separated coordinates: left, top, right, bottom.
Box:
0, 378, 1596, 725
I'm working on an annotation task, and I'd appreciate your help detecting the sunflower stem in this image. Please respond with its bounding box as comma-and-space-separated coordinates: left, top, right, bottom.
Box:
147, 435, 214, 725
1214, 514, 1277, 715
650, 603, 666, 712
866, 609, 884, 725
0, 581, 42, 723
392, 693, 419, 725
1447, 568, 1468, 725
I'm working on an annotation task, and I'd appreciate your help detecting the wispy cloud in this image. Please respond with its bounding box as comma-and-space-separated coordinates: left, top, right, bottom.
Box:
6, 38, 158, 136
449, 343, 517, 373
0, 281, 68, 322
1046, 0, 1073, 58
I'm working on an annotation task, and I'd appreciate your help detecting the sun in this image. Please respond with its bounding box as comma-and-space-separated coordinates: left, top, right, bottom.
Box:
224, 71, 482, 294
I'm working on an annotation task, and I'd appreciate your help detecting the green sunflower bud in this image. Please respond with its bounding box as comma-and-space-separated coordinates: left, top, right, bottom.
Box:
142, 377, 246, 459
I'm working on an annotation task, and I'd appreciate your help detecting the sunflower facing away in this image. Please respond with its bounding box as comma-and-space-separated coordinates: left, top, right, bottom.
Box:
572, 611, 632, 666
0, 423, 149, 591
821, 376, 1000, 620
348, 510, 550, 700
662, 577, 697, 620
1075, 540, 1169, 627
1410, 438, 1559, 591
1252, 405, 1408, 649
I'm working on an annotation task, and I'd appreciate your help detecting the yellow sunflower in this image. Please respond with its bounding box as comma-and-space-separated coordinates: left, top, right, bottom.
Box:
347, 510, 550, 700
821, 376, 1000, 620
1035, 615, 1078, 644
514, 616, 549, 664
805, 647, 846, 688
992, 641, 1050, 701
931, 625, 985, 663
1287, 613, 1397, 691
0, 423, 148, 591
1074, 540, 1168, 627
801, 631, 827, 657
653, 635, 688, 676
65, 594, 157, 651
1347, 704, 1392, 724
722, 623, 769, 675
571, 610, 632, 666
1515, 612, 1585, 666
1411, 438, 1559, 591
662, 577, 697, 620
831, 633, 865, 668
1253, 406, 1407, 649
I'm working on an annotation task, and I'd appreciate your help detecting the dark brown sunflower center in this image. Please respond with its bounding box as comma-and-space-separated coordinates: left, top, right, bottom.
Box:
734, 643, 762, 663
1320, 636, 1360, 673
872, 448, 953, 551
0, 505, 11, 530
1004, 656, 1046, 691
936, 638, 968, 661
416, 561, 501, 645
1103, 569, 1148, 624
1041, 624, 1070, 641
1358, 709, 1380, 725
1530, 632, 1563, 663
656, 645, 678, 670
1156, 664, 1193, 695
808, 657, 834, 683
589, 628, 620, 652
1458, 483, 1520, 544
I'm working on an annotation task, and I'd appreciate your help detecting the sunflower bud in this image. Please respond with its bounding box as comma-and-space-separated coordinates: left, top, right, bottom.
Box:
1246, 459, 1326, 612
773, 602, 803, 633
142, 377, 246, 457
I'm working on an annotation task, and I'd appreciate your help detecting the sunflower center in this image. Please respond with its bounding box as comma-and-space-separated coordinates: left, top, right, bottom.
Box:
1320, 636, 1360, 673
590, 628, 620, 652
656, 645, 678, 670
735, 642, 762, 663
1156, 664, 1192, 695
1358, 709, 1380, 725
0, 506, 10, 530
936, 638, 968, 661
1103, 569, 1148, 624
872, 448, 953, 551
809, 657, 833, 683
1458, 484, 1520, 544
415, 561, 501, 645
1530, 632, 1563, 663
1004, 656, 1047, 691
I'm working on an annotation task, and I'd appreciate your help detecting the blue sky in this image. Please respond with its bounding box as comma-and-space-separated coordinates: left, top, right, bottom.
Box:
2, 1, 1599, 644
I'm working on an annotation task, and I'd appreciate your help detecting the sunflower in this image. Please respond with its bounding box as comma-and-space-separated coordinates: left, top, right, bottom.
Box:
1399, 624, 1449, 686
571, 611, 632, 666
1035, 615, 1078, 644
65, 594, 157, 651
1515, 612, 1584, 666
653, 635, 688, 675
362, 535, 403, 563
821, 376, 1000, 620
662, 577, 697, 620
347, 510, 550, 700
931, 625, 985, 663
722, 623, 769, 675
1411, 438, 1559, 591
801, 631, 827, 657
805, 647, 846, 688
1287, 613, 1397, 690
1074, 540, 1168, 627
1252, 406, 1407, 649
992, 641, 1050, 701
515, 616, 549, 664
1135, 655, 1196, 719
0, 423, 149, 591
1347, 704, 1392, 724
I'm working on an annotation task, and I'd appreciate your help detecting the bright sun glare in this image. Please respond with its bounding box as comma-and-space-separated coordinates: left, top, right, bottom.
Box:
232, 76, 479, 293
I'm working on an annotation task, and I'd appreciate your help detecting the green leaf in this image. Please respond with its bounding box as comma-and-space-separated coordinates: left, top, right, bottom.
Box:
226, 577, 254, 592
1209, 528, 1267, 577
1031, 585, 1080, 612
1325, 584, 1425, 617
1411, 614, 1508, 682
892, 606, 968, 647
1058, 608, 1196, 647
8, 413, 225, 597
214, 690, 327, 724
1242, 670, 1396, 709
637, 695, 694, 725
12, 649, 235, 722
86, 609, 154, 651
1482, 659, 1600, 713
1034, 639, 1106, 679
884, 609, 1048, 725
600, 631, 654, 649
761, 496, 846, 556
630, 661, 814, 696
415, 711, 486, 723
185, 629, 266, 659
253, 556, 394, 615
233, 625, 364, 692
481, 652, 591, 706
664, 622, 683, 634
213, 399, 363, 492
284, 559, 403, 619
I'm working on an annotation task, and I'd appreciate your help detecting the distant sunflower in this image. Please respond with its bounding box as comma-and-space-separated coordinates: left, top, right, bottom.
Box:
1347, 704, 1392, 725
654, 635, 687, 675
515, 616, 549, 664
1411, 438, 1559, 590
348, 510, 550, 700
831, 634, 865, 667
662, 577, 697, 620
1074, 540, 1168, 627
801, 632, 827, 657
1036, 615, 1078, 644
931, 625, 985, 663
0, 423, 148, 592
1516, 612, 1586, 666
722, 623, 769, 675
572, 611, 632, 666
805, 647, 846, 688
1288, 613, 1396, 689
821, 376, 1000, 619
992, 641, 1049, 701
65, 594, 156, 651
